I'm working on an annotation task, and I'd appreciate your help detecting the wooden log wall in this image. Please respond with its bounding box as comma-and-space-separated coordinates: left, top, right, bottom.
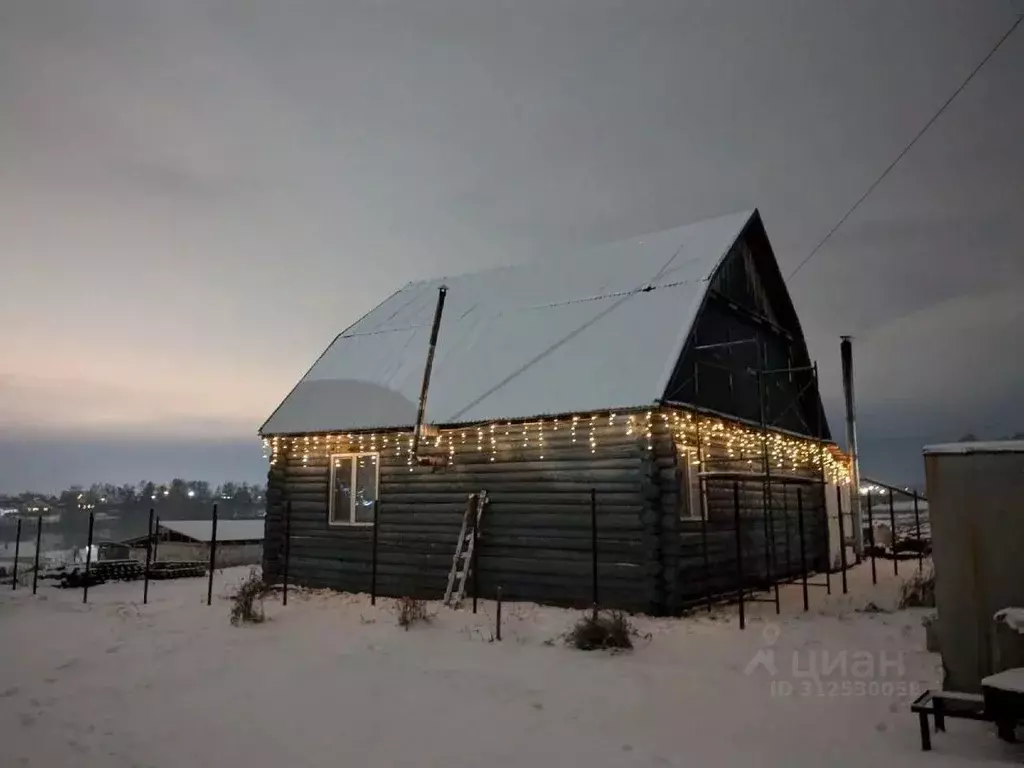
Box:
263, 409, 835, 617
264, 417, 661, 613
651, 411, 829, 614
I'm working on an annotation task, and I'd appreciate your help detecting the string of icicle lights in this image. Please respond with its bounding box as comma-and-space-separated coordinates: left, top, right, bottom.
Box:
262, 410, 852, 483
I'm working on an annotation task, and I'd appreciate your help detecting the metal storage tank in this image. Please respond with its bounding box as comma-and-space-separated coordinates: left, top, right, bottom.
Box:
923, 441, 1024, 692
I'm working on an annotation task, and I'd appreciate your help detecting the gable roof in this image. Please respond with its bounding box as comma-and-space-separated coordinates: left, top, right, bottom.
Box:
261, 210, 756, 436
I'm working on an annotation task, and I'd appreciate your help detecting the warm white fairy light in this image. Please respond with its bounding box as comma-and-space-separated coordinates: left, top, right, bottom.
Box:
263, 406, 851, 484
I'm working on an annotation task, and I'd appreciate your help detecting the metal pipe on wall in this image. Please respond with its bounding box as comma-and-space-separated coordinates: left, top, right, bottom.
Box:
840, 336, 864, 559
410, 285, 448, 460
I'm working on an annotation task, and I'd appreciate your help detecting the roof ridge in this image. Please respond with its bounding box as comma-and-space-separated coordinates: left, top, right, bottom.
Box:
338, 276, 709, 339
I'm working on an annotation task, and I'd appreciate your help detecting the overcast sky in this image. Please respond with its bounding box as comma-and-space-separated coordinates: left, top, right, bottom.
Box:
1, 0, 1021, 492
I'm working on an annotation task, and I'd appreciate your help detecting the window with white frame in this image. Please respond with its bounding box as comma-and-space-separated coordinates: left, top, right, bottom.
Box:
677, 445, 704, 519
329, 453, 379, 526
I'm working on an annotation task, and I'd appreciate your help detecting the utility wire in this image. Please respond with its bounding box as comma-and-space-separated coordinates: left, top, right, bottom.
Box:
788, 14, 1022, 280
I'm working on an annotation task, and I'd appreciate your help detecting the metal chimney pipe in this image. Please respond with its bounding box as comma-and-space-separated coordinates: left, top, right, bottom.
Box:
840, 336, 864, 558
411, 285, 448, 460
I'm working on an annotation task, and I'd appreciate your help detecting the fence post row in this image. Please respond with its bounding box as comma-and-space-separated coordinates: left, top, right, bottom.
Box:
206, 505, 218, 606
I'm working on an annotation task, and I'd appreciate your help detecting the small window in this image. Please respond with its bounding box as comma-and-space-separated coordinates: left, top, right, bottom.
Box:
329, 453, 378, 526
677, 446, 704, 520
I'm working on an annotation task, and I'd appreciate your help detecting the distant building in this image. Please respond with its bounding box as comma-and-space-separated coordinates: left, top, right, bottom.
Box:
123, 519, 265, 568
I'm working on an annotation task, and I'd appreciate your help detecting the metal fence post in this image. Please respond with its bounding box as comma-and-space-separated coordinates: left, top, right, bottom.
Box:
732, 481, 745, 630
866, 491, 877, 585
283, 500, 291, 607
590, 488, 599, 618
700, 485, 712, 613
370, 500, 379, 606
32, 517, 42, 595
836, 485, 848, 595
11, 518, 22, 590
913, 491, 924, 572
83, 512, 95, 604
496, 586, 502, 642
889, 491, 898, 576
471, 506, 480, 615
206, 505, 218, 606
822, 490, 832, 596
782, 490, 791, 577
143, 508, 154, 604
797, 487, 808, 612
695, 430, 711, 613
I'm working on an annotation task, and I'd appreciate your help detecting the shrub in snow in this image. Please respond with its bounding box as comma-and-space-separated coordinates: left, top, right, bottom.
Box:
566, 610, 634, 651
394, 596, 433, 630
899, 568, 935, 609
230, 567, 269, 626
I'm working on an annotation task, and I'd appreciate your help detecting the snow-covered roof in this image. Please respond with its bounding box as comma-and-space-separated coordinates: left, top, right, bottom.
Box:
160, 519, 265, 543
262, 210, 756, 435
923, 441, 1024, 456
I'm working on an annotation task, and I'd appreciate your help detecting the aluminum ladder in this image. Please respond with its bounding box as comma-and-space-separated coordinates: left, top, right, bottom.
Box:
443, 491, 488, 607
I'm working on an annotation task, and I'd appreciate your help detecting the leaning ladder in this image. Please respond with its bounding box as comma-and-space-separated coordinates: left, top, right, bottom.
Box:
443, 491, 488, 607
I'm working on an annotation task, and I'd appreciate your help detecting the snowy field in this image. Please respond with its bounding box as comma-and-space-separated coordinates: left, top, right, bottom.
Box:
1, 563, 1021, 767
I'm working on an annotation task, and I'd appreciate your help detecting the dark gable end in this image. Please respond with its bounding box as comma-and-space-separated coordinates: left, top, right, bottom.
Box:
661, 210, 831, 440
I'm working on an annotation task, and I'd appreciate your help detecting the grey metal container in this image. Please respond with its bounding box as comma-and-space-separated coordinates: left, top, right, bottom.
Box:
923, 441, 1024, 692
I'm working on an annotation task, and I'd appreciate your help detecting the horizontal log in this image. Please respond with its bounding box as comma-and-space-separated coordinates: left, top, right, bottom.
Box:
380, 481, 641, 496
382, 491, 640, 506
379, 459, 645, 476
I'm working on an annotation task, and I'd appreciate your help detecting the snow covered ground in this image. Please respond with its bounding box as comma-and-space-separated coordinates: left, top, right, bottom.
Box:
1, 562, 1021, 767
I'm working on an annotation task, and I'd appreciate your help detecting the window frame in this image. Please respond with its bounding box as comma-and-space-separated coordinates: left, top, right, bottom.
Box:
677, 446, 705, 520
328, 452, 379, 527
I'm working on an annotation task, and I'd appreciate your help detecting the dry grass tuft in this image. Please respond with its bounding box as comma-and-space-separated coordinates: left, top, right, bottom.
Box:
394, 596, 433, 630
230, 567, 269, 626
899, 567, 936, 609
566, 610, 634, 651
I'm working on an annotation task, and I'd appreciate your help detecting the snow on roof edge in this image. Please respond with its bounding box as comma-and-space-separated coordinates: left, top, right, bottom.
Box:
923, 440, 1024, 456
259, 402, 661, 438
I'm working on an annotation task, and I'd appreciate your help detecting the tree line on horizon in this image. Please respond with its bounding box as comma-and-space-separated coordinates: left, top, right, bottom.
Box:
5, 479, 266, 509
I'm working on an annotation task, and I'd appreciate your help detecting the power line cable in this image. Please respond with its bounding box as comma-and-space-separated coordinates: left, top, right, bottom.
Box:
788, 14, 1022, 280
